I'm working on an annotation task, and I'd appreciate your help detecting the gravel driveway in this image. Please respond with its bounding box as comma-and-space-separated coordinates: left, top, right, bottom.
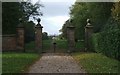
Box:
28, 53, 86, 73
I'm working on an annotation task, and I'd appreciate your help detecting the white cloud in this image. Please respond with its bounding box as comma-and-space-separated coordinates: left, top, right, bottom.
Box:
31, 0, 76, 3
41, 16, 69, 35
30, 0, 75, 35
41, 0, 75, 2
45, 16, 69, 26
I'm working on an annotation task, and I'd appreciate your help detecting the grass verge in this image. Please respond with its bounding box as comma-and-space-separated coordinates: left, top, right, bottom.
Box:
2, 53, 40, 73
72, 52, 120, 73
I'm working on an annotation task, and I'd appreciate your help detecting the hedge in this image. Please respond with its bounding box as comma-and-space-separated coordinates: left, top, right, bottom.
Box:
92, 29, 120, 60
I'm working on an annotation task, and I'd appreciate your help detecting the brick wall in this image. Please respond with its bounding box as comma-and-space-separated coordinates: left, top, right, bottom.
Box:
2, 34, 17, 51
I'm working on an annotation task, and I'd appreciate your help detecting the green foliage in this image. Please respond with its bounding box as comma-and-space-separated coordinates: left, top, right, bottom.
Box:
61, 2, 113, 40
42, 39, 68, 52
111, 2, 120, 21
92, 19, 120, 60
25, 41, 35, 52
42, 32, 49, 40
2, 53, 39, 73
75, 40, 85, 50
72, 52, 120, 73
70, 3, 87, 40
2, 1, 43, 35
2, 2, 23, 34
60, 20, 69, 39
86, 2, 113, 32
20, 0, 43, 21
91, 2, 120, 60
42, 40, 52, 51
55, 40, 68, 49
92, 33, 101, 53
24, 21, 35, 43
42, 39, 85, 52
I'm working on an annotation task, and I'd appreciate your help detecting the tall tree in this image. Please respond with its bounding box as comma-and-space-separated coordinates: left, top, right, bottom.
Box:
111, 2, 120, 22
24, 21, 35, 43
94, 2, 120, 60
70, 2, 88, 40
86, 2, 113, 32
20, 0, 43, 21
60, 20, 70, 39
61, 2, 113, 40
42, 32, 49, 40
2, 2, 22, 34
2, 0, 43, 35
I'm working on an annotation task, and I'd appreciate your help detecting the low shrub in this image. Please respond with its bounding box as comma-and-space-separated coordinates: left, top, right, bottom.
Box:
92, 17, 120, 60
92, 29, 120, 60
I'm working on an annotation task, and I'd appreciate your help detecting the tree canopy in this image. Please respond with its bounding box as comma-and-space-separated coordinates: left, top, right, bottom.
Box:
61, 2, 113, 40
60, 2, 120, 60
2, 0, 43, 34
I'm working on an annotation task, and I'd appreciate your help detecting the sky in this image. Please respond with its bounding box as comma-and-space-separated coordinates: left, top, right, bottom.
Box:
32, 0, 76, 35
